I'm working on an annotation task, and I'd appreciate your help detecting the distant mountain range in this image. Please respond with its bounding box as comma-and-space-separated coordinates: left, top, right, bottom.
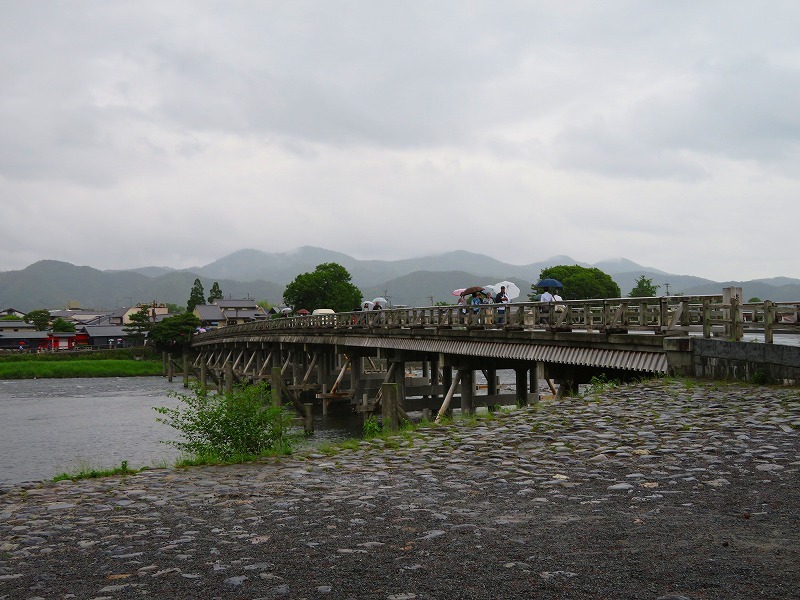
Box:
1, 246, 799, 312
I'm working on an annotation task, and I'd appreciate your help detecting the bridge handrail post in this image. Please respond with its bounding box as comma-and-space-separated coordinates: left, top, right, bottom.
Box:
702, 299, 712, 338
582, 303, 592, 331
764, 300, 775, 343
659, 297, 670, 330
729, 296, 742, 341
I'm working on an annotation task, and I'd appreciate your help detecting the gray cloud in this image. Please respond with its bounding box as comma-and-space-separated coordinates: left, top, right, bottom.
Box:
1, 1, 799, 281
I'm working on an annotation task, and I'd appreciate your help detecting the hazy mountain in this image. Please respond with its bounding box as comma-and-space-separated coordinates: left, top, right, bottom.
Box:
115, 266, 176, 278
0, 261, 284, 312
2, 248, 799, 311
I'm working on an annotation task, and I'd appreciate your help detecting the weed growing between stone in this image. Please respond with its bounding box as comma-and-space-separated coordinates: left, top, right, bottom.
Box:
155, 381, 299, 464
52, 460, 138, 482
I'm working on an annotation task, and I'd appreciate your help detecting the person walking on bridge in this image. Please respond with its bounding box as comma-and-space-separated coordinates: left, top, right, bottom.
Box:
494, 285, 509, 324
539, 287, 555, 324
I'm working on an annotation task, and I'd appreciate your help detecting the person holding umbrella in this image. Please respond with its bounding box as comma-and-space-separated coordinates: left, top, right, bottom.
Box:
535, 278, 564, 325
494, 285, 510, 324
469, 292, 483, 323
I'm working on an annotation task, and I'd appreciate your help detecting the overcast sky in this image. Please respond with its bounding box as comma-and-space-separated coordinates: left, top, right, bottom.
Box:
2, 1, 798, 281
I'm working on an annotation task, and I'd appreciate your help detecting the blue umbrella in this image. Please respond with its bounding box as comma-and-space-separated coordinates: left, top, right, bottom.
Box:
535, 278, 564, 289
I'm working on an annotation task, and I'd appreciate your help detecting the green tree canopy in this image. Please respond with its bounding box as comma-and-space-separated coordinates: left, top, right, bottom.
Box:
149, 313, 200, 351
282, 262, 363, 313
207, 281, 223, 304
123, 306, 155, 344
629, 275, 660, 298
165, 303, 184, 314
24, 309, 52, 331
51, 317, 76, 333
187, 278, 205, 313
529, 265, 621, 301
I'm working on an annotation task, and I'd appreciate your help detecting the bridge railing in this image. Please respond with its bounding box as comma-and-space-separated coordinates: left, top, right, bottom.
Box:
193, 295, 800, 344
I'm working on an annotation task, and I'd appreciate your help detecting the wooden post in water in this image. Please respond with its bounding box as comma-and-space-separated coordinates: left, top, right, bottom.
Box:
225, 361, 233, 394
271, 367, 282, 408
516, 367, 529, 406
199, 362, 207, 391
460, 369, 475, 415
381, 382, 399, 432
530, 362, 540, 405
167, 353, 173, 383
487, 367, 497, 396
303, 403, 314, 434
182, 350, 189, 388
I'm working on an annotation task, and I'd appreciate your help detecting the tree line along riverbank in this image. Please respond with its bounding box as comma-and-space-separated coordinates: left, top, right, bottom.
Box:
0, 348, 162, 379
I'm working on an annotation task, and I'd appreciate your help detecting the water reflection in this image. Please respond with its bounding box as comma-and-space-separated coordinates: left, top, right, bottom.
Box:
0, 377, 187, 485
0, 377, 371, 485
0, 370, 532, 485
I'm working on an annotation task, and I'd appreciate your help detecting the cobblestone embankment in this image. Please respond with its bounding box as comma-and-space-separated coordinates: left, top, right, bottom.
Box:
1, 379, 798, 599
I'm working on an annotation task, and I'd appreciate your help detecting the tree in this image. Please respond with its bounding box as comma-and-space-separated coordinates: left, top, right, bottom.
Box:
282, 262, 363, 313
629, 275, 660, 298
187, 278, 205, 313
51, 317, 76, 333
528, 265, 620, 301
207, 282, 223, 304
24, 309, 52, 331
165, 303, 184, 314
148, 313, 200, 351
124, 306, 155, 345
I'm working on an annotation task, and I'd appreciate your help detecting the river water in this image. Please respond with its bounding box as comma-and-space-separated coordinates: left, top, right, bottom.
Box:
0, 377, 365, 486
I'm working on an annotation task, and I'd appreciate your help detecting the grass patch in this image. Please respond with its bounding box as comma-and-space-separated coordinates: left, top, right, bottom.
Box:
0, 348, 161, 379
0, 359, 162, 379
52, 460, 139, 482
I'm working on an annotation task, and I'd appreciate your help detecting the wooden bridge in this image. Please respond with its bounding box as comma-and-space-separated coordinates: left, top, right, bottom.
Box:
183, 293, 800, 424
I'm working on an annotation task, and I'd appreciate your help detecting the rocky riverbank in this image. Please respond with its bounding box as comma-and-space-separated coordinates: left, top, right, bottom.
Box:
1, 379, 798, 599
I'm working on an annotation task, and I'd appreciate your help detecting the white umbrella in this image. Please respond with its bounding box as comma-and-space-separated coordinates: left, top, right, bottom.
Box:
372, 297, 387, 305
362, 301, 375, 310
493, 281, 520, 300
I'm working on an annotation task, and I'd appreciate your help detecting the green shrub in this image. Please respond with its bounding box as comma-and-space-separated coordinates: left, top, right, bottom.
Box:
154, 381, 298, 462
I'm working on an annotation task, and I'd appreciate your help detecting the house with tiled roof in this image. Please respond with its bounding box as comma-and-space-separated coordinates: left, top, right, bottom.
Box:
193, 299, 268, 328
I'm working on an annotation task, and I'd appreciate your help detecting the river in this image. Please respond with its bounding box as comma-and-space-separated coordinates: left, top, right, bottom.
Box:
0, 377, 364, 486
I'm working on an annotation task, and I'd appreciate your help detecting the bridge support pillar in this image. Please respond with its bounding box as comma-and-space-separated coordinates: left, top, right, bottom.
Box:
271, 367, 282, 407
392, 358, 406, 411
460, 369, 475, 415
350, 351, 363, 397
430, 356, 440, 401
516, 368, 529, 406
225, 362, 234, 393
487, 367, 497, 396
200, 362, 207, 390
381, 383, 400, 432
